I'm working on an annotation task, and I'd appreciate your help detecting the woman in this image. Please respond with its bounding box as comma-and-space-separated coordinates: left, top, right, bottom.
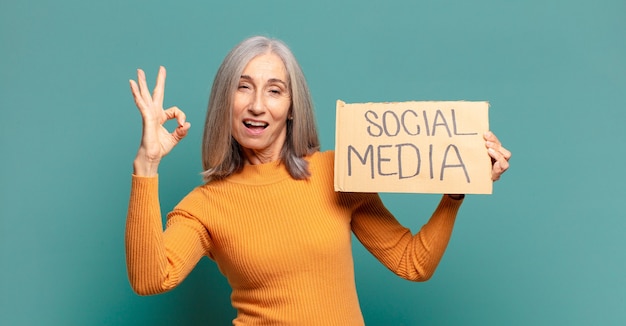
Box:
126, 36, 511, 325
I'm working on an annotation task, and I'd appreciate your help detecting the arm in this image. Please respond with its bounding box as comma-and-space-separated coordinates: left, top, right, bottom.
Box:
126, 177, 210, 295
125, 67, 202, 295
350, 194, 463, 282
351, 132, 510, 281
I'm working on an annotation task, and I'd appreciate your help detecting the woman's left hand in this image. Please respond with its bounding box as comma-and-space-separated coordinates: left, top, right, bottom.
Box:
484, 131, 511, 181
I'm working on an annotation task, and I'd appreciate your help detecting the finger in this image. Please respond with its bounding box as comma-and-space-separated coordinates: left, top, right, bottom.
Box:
129, 80, 147, 109
152, 66, 166, 106
488, 148, 510, 181
487, 147, 503, 162
485, 131, 511, 161
492, 164, 502, 181
499, 145, 512, 160
486, 141, 512, 161
164, 106, 187, 126
172, 121, 191, 141
136, 68, 153, 104
492, 159, 510, 181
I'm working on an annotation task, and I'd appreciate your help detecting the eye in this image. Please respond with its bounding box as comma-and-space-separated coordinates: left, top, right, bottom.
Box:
268, 84, 287, 96
237, 83, 253, 93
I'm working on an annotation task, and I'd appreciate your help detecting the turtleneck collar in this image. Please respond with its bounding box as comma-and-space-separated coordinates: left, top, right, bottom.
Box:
226, 160, 292, 185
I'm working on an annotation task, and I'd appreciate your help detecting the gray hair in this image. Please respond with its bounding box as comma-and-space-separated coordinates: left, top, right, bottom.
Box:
201, 36, 320, 183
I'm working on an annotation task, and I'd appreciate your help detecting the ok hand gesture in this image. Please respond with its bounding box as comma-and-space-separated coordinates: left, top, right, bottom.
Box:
129, 67, 191, 176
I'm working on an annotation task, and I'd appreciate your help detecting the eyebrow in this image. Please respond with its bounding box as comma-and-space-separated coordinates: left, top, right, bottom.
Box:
240, 75, 288, 87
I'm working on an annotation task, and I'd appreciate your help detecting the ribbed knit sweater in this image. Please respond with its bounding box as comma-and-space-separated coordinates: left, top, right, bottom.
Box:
126, 150, 462, 325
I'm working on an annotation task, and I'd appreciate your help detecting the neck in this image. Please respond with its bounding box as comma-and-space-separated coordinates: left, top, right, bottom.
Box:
243, 148, 281, 165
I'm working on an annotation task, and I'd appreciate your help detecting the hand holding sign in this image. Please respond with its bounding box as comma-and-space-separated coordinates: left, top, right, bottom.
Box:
484, 131, 511, 181
334, 100, 501, 194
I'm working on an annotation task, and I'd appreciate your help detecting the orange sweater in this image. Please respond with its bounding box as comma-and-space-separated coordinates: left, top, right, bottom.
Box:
126, 151, 462, 325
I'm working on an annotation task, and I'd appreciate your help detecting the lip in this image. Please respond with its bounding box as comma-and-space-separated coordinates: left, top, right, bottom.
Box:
242, 119, 269, 136
243, 119, 268, 127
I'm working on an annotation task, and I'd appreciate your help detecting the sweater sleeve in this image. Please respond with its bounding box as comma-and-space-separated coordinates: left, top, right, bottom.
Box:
349, 193, 463, 281
125, 175, 211, 295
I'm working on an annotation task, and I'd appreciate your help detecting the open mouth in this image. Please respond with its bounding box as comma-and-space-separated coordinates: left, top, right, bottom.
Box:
243, 120, 268, 130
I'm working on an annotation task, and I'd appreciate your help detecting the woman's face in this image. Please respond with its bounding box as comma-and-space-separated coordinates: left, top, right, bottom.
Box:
232, 52, 292, 164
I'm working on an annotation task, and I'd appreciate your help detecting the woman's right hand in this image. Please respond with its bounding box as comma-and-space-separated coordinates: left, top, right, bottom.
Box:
129, 66, 191, 176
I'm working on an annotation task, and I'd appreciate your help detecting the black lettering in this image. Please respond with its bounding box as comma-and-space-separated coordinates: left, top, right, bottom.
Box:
440, 144, 470, 183
429, 144, 434, 179
431, 109, 452, 137
401, 110, 420, 136
396, 143, 420, 179
452, 109, 478, 136
365, 111, 383, 137
348, 145, 375, 178
382, 111, 400, 137
377, 145, 397, 176
423, 110, 430, 136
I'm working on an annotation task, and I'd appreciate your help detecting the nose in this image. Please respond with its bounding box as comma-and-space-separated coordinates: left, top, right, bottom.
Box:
248, 89, 266, 115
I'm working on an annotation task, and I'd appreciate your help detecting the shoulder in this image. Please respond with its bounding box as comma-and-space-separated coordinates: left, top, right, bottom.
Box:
306, 150, 335, 175
172, 184, 208, 213
307, 150, 334, 165
297, 150, 333, 186
173, 177, 230, 212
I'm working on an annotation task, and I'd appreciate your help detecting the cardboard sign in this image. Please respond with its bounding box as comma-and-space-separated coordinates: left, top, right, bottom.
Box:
334, 100, 492, 194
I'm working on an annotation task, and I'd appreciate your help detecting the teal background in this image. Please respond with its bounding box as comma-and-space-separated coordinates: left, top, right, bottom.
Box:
1, 0, 625, 325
